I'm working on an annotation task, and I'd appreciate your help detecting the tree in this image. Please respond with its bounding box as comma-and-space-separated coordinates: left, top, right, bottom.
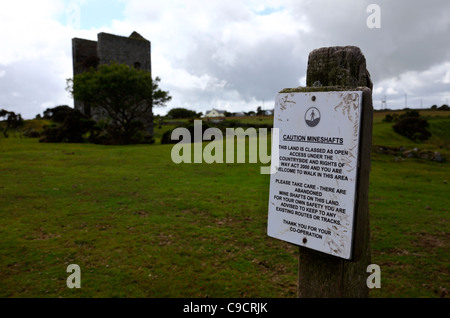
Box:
67, 62, 171, 144
0, 109, 24, 137
43, 105, 73, 123
167, 108, 200, 119
152, 77, 172, 108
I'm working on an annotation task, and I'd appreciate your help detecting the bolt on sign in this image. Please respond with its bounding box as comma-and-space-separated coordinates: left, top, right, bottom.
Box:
267, 91, 363, 260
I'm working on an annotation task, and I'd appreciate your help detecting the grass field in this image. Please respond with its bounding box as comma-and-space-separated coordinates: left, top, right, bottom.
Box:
0, 111, 449, 298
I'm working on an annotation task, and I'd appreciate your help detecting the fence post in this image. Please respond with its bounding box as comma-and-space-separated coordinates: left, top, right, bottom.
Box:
296, 46, 374, 298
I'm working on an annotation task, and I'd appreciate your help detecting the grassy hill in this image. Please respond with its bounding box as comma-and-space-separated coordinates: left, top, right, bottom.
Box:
0, 111, 448, 298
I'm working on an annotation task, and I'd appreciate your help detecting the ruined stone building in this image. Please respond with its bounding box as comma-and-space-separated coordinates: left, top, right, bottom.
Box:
72, 31, 153, 133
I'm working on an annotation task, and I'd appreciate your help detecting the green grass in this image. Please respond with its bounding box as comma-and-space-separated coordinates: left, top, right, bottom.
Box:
0, 113, 449, 298
368, 111, 449, 298
0, 137, 297, 298
368, 155, 449, 297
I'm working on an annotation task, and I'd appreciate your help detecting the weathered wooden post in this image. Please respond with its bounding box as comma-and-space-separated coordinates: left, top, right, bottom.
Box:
267, 46, 373, 297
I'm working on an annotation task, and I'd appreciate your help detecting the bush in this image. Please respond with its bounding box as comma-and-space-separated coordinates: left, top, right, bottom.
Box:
43, 105, 73, 123
383, 113, 398, 123
384, 110, 421, 123
400, 110, 420, 119
23, 129, 41, 138
167, 108, 201, 119
88, 121, 154, 145
393, 117, 431, 141
161, 129, 178, 144
40, 110, 96, 143
40, 106, 154, 145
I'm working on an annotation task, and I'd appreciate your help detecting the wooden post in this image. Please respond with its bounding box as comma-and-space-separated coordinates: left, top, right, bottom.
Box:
297, 46, 374, 298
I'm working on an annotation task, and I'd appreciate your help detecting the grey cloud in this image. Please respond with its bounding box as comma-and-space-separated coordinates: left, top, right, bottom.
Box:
175, 33, 308, 107
180, 0, 450, 111
296, 0, 450, 82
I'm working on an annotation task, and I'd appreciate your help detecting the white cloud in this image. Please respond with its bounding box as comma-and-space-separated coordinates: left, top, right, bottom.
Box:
0, 0, 77, 117
0, 0, 65, 64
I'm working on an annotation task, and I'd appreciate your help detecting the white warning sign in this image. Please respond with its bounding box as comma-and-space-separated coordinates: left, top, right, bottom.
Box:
267, 91, 363, 260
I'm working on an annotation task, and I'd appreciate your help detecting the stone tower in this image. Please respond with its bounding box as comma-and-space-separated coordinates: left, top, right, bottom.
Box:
72, 31, 152, 134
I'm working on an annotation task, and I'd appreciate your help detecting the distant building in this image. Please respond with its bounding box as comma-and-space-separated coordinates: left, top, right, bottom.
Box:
204, 109, 226, 118
72, 31, 153, 133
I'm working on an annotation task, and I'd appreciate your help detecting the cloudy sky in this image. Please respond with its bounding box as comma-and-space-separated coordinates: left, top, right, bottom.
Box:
0, 0, 449, 119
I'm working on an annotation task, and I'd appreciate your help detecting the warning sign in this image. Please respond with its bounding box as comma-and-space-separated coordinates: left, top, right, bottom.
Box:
267, 91, 363, 260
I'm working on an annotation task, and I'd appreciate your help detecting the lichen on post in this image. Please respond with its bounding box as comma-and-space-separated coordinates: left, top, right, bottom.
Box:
306, 46, 373, 90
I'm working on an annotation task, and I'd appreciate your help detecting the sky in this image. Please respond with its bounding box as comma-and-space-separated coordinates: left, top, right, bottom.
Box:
0, 0, 449, 119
